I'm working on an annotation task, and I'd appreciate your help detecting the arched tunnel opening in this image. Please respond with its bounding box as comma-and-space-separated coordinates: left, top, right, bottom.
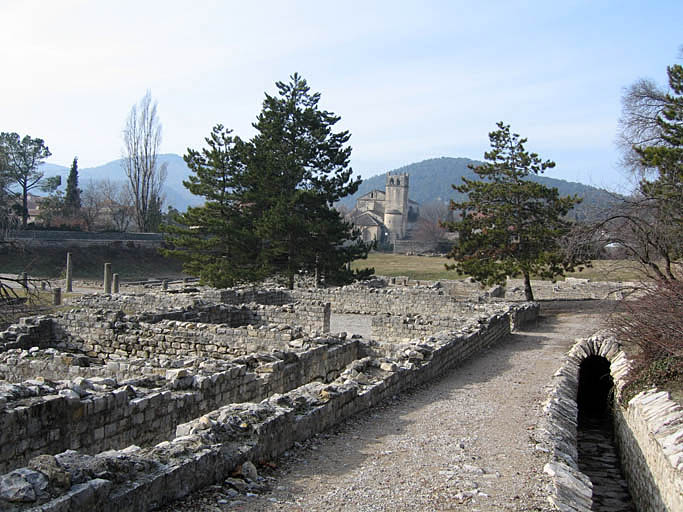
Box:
577, 356, 614, 418
576, 356, 635, 511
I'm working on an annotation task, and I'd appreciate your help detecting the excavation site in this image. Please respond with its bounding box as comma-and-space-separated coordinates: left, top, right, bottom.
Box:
0, 277, 680, 511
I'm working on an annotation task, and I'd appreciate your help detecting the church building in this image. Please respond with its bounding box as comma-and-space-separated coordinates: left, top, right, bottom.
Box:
348, 173, 420, 243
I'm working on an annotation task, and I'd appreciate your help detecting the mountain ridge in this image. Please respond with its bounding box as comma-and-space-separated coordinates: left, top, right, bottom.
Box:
339, 156, 618, 220
40, 154, 618, 218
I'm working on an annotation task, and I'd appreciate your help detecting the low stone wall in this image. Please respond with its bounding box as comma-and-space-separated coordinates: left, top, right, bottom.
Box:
70, 288, 294, 314
54, 317, 309, 361
509, 302, 540, 330
292, 285, 460, 316
0, 338, 359, 474
505, 278, 634, 301
539, 333, 682, 512
369, 302, 539, 343
0, 310, 516, 511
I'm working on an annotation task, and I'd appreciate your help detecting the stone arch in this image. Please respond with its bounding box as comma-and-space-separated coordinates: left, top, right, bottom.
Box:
542, 334, 635, 512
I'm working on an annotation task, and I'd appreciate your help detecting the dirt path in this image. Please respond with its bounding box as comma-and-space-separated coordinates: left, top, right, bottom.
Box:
165, 301, 614, 512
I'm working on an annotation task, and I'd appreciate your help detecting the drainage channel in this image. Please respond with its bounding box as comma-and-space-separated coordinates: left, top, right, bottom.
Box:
576, 355, 635, 512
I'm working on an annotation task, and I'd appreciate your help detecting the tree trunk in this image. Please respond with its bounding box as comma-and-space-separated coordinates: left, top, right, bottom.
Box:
523, 271, 534, 301
21, 186, 28, 228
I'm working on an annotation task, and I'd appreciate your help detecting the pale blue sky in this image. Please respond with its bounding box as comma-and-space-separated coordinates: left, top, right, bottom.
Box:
1, 0, 681, 193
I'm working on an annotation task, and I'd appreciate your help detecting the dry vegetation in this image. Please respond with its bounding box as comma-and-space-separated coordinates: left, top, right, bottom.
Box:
352, 252, 645, 282
613, 279, 683, 405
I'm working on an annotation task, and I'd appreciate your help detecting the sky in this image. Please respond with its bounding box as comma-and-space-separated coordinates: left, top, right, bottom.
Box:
1, 0, 681, 194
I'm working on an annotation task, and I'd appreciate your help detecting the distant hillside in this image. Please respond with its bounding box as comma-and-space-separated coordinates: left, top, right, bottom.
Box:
40, 154, 202, 211
39, 155, 618, 218
340, 157, 618, 220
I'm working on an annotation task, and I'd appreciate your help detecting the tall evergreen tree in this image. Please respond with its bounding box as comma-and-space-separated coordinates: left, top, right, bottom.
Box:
163, 75, 371, 288
635, 63, 683, 231
162, 125, 264, 287
64, 156, 82, 214
245, 73, 365, 288
445, 122, 583, 301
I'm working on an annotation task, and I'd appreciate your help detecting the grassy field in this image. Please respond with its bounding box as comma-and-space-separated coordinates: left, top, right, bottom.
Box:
0, 246, 647, 283
352, 252, 646, 282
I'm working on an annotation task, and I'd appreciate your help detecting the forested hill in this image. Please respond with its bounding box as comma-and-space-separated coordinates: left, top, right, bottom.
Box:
340, 157, 619, 220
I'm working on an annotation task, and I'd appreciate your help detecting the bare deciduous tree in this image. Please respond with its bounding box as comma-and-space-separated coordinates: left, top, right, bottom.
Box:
80, 180, 104, 232
80, 179, 134, 232
617, 79, 670, 176
100, 179, 134, 232
413, 200, 449, 244
123, 91, 167, 232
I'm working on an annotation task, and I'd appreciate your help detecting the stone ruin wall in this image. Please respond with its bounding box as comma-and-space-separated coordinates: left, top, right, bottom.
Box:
0, 301, 331, 358
0, 308, 520, 511
292, 277, 632, 315
0, 282, 546, 510
0, 338, 360, 475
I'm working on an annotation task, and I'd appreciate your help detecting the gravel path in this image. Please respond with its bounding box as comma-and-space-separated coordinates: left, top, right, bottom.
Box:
163, 300, 613, 512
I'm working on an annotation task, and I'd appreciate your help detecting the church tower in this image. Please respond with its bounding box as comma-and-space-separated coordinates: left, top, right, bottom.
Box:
383, 173, 409, 240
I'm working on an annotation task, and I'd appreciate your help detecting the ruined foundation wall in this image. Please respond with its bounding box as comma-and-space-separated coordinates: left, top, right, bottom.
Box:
0, 339, 360, 474
292, 287, 460, 315
0, 312, 517, 512
65, 298, 329, 333
70, 288, 292, 314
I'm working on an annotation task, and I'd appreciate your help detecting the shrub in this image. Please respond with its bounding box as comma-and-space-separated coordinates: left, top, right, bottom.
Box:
612, 279, 683, 402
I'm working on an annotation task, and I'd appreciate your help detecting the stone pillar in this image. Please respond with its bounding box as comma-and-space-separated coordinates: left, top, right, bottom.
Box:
65, 252, 73, 293
112, 273, 120, 294
323, 302, 331, 333
162, 280, 168, 291
103, 263, 112, 294
53, 287, 62, 306
21, 272, 28, 289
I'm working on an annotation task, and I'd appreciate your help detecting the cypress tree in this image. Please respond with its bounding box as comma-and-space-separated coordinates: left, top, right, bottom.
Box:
64, 156, 81, 214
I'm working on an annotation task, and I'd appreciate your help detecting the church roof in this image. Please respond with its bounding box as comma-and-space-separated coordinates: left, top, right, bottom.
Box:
357, 189, 385, 201
352, 212, 383, 227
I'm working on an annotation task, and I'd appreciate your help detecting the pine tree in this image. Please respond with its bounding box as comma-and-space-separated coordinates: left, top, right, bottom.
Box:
244, 73, 366, 288
163, 75, 371, 288
64, 156, 81, 214
162, 125, 264, 287
445, 122, 583, 301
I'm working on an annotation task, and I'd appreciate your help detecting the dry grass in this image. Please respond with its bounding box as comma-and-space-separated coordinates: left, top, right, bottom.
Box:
352, 252, 647, 282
